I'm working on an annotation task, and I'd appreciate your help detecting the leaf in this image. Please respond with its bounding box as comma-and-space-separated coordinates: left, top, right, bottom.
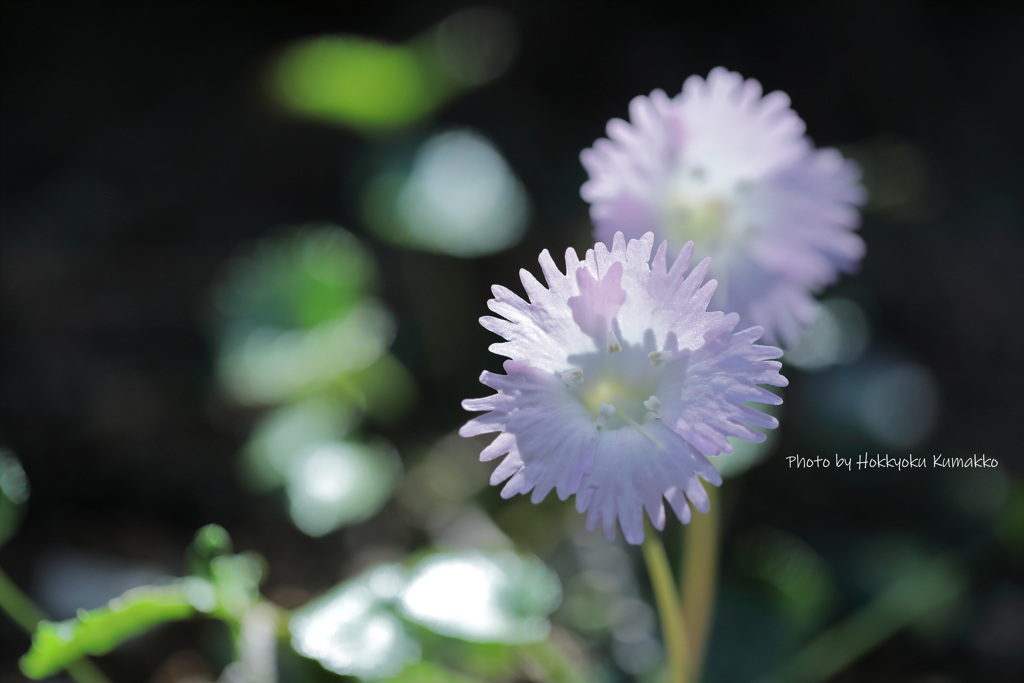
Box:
213, 226, 393, 407
269, 36, 445, 133
188, 524, 234, 578
290, 564, 421, 680
291, 551, 564, 680
20, 579, 213, 679
284, 439, 402, 537
399, 551, 561, 644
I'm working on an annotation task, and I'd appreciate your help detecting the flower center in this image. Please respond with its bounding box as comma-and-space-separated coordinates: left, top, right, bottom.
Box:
566, 343, 662, 430
660, 166, 731, 257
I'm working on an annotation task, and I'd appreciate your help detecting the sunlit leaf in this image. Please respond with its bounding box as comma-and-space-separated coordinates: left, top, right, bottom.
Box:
270, 36, 446, 133
214, 226, 376, 331
19, 579, 212, 679
242, 398, 353, 491
399, 551, 561, 643
291, 564, 420, 679
284, 439, 402, 537
210, 552, 265, 620
213, 226, 395, 406
267, 9, 518, 135
362, 129, 529, 257
218, 303, 395, 406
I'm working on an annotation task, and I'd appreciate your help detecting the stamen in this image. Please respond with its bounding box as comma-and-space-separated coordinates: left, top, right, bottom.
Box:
596, 402, 615, 430
561, 369, 584, 385
649, 350, 672, 366
607, 329, 622, 353
643, 395, 662, 413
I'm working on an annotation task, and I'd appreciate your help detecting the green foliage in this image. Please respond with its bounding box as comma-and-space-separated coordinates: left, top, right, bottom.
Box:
214, 226, 412, 539
213, 226, 404, 408
19, 525, 267, 680
291, 550, 563, 680
270, 36, 447, 133
19, 581, 202, 678
242, 399, 403, 537
267, 8, 517, 135
188, 523, 234, 577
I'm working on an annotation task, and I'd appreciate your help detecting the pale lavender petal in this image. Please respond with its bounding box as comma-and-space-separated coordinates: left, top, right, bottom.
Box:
462, 232, 787, 544
568, 260, 627, 343
581, 68, 865, 345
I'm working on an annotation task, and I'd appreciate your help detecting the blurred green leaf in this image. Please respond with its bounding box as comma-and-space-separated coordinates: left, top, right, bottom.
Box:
214, 226, 398, 407
399, 551, 561, 644
210, 552, 265, 621
0, 448, 29, 547
284, 439, 403, 537
361, 129, 530, 257
218, 304, 395, 406
19, 580, 210, 679
270, 36, 447, 133
292, 550, 565, 680
20, 522, 269, 680
268, 9, 518, 135
214, 226, 376, 332
242, 398, 353, 491
188, 524, 234, 578
291, 564, 421, 679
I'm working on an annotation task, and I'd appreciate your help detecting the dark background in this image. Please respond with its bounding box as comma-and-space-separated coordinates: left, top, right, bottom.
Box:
2, 1, 1023, 681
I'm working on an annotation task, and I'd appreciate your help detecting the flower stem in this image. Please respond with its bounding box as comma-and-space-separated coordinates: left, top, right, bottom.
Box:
680, 485, 720, 682
642, 529, 690, 683
0, 564, 113, 683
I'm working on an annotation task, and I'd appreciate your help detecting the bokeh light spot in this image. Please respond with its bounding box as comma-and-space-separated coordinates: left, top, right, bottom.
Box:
364, 129, 529, 257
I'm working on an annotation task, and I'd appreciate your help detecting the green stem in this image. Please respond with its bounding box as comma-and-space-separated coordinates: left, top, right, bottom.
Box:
0, 565, 113, 683
680, 486, 720, 682
0, 564, 45, 632
642, 529, 690, 683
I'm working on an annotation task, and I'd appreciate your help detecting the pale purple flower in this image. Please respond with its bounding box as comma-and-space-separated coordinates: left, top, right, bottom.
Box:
581, 67, 866, 346
460, 232, 788, 544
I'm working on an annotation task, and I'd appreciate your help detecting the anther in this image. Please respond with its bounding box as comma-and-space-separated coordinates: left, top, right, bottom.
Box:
649, 350, 672, 366
561, 369, 584, 385
607, 329, 622, 353
596, 402, 615, 429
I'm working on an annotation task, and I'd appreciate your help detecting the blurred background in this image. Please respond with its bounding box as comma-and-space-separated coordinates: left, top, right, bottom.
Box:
1, 1, 1022, 681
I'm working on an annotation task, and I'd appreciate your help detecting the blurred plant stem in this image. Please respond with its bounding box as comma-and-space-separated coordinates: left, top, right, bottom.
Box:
680, 485, 719, 682
643, 527, 690, 683
759, 556, 965, 683
0, 565, 113, 683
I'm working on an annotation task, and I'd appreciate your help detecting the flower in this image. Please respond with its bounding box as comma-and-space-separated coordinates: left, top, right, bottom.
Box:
580, 67, 866, 346
460, 232, 788, 544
